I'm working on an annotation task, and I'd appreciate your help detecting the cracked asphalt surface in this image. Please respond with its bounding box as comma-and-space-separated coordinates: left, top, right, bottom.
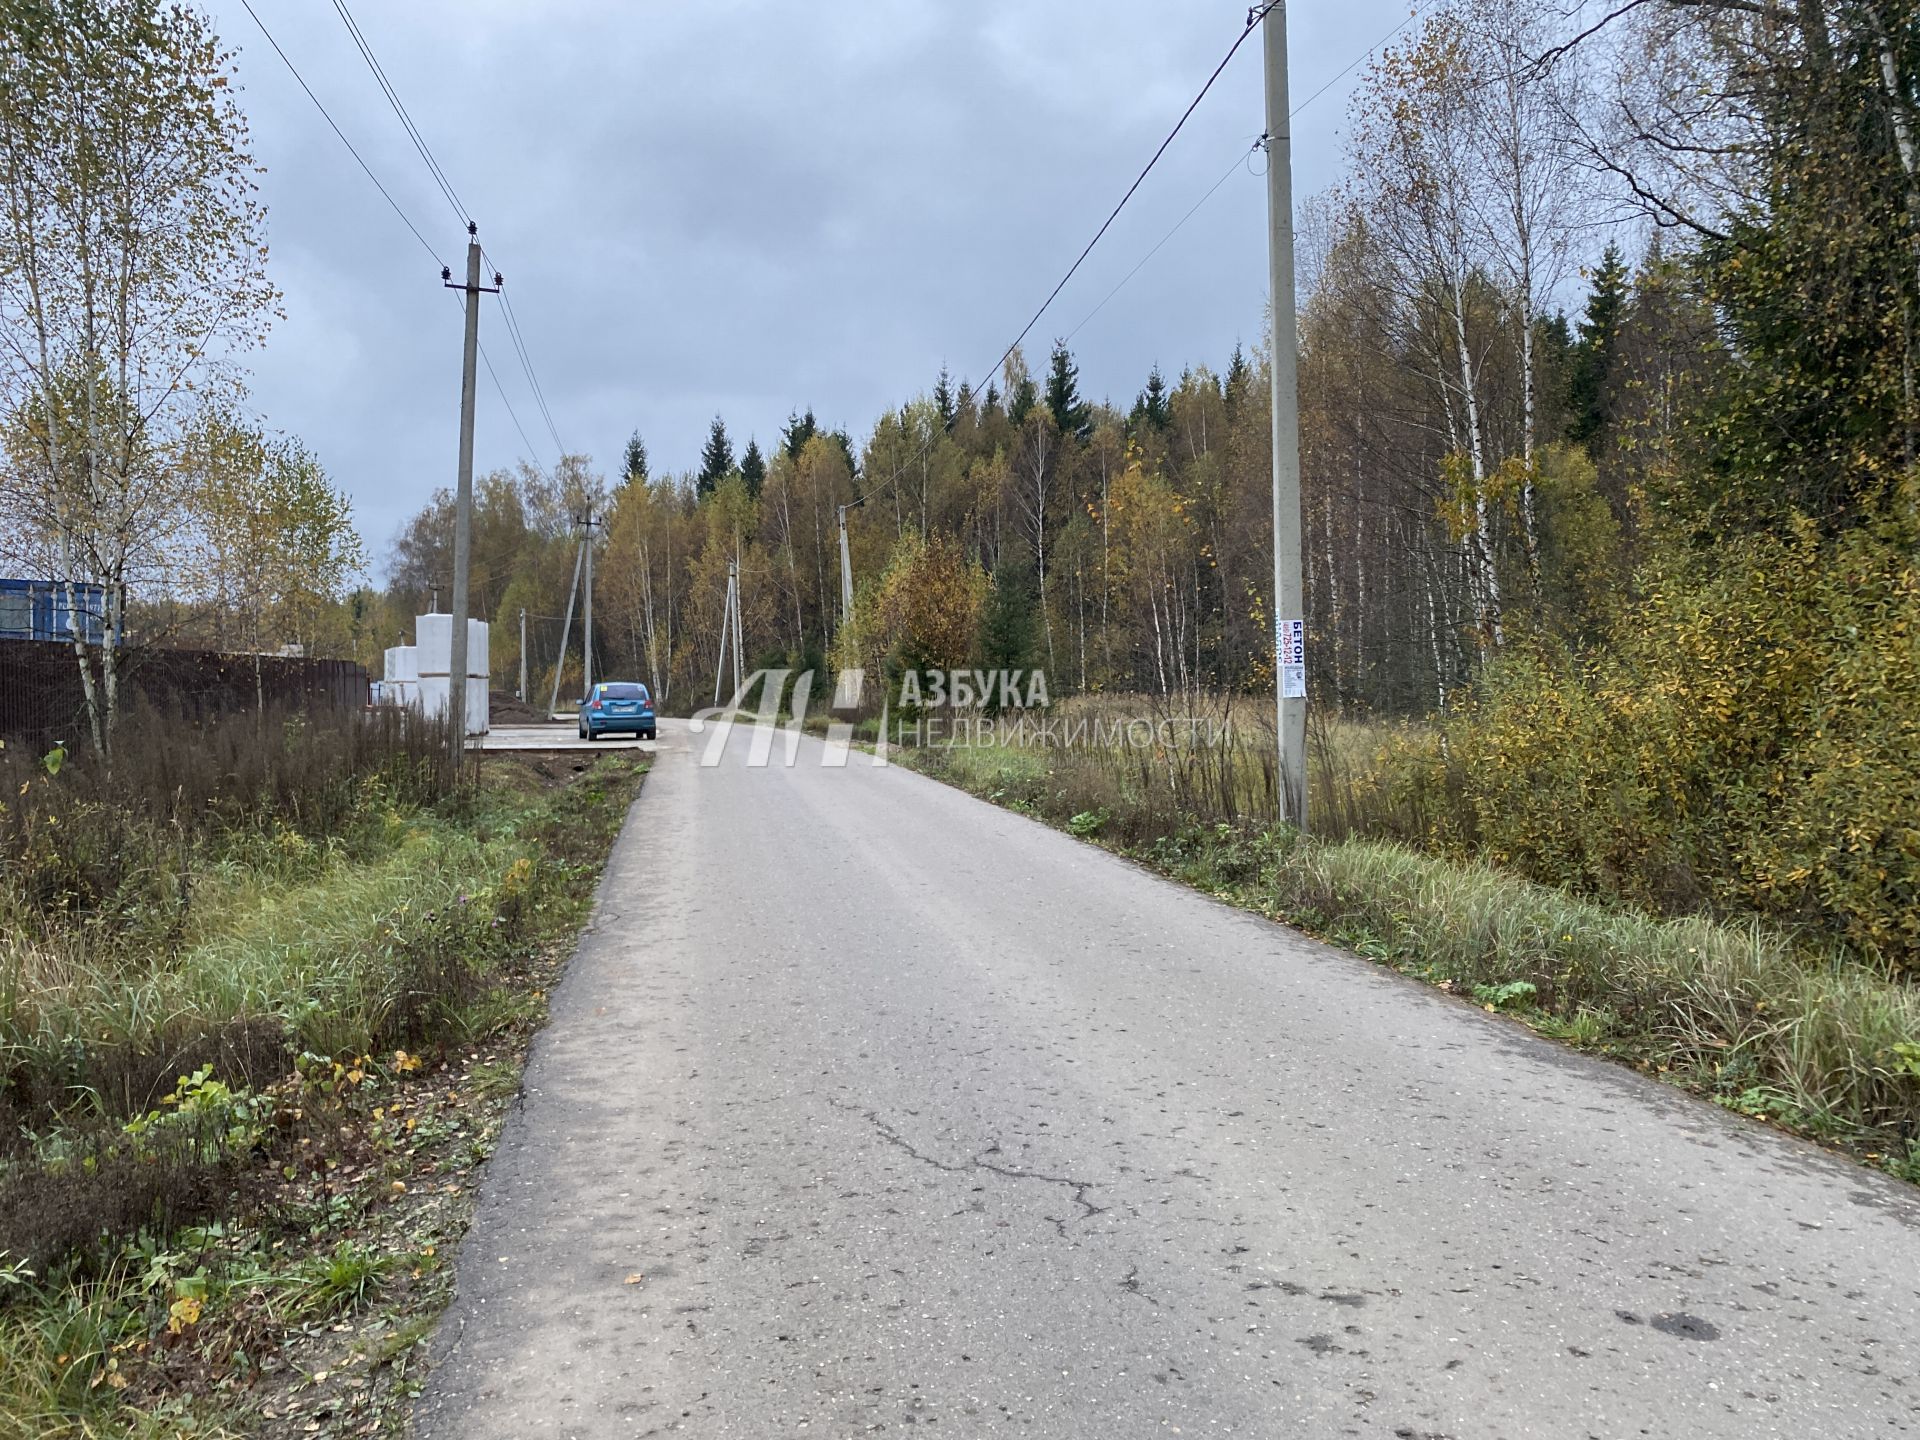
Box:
415, 718, 1920, 1438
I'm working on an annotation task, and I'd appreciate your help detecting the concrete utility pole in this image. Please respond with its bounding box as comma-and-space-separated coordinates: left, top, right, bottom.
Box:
731, 554, 744, 699
1262, 3, 1308, 832
443, 224, 500, 763
713, 557, 745, 708
547, 536, 586, 718
517, 607, 527, 700
713, 559, 733, 709
582, 506, 596, 697
837, 501, 860, 624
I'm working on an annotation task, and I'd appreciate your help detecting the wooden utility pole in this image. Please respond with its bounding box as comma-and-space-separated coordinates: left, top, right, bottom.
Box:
517, 607, 527, 700
442, 223, 500, 763
1262, 3, 1308, 831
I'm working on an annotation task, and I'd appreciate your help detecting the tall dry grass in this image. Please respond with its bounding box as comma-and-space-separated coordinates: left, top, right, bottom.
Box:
0, 701, 474, 1132
914, 693, 1418, 842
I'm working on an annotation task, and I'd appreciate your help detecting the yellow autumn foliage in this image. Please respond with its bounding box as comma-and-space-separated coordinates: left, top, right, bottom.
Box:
836, 531, 987, 689
1399, 511, 1920, 970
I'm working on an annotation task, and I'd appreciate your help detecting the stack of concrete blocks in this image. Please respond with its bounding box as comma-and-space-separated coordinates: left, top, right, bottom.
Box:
416, 612, 490, 736
381, 643, 420, 709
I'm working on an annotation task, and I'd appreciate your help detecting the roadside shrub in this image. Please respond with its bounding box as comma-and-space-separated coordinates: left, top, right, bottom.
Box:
0, 1128, 240, 1277
1399, 515, 1920, 970
0, 725, 525, 1136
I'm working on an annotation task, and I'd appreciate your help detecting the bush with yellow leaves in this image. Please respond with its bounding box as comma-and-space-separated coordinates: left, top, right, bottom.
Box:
1401, 511, 1920, 971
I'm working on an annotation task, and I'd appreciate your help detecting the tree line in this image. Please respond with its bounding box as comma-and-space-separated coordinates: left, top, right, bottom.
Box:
372, 0, 1919, 960
10, 0, 1915, 962
392, 1, 1909, 724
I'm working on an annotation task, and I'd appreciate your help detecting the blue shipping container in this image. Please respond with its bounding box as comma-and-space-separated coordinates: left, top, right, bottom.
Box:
0, 578, 106, 644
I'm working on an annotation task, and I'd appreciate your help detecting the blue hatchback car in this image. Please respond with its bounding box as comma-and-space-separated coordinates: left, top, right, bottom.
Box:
579, 681, 656, 741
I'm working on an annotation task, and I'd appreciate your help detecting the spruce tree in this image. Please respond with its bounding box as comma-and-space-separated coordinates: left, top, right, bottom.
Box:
1009, 374, 1039, 425
1224, 344, 1250, 410
829, 427, 859, 479
782, 408, 819, 461
740, 438, 766, 497
622, 430, 649, 485
1132, 365, 1171, 432
696, 415, 734, 497
933, 366, 956, 431
1045, 340, 1090, 439
1567, 243, 1628, 449
977, 563, 1036, 714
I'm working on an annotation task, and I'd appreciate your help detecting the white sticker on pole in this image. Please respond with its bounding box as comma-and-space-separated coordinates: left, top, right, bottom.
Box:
1278, 618, 1306, 699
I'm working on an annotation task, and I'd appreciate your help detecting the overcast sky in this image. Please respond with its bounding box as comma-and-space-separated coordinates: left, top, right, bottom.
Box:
205, 0, 1408, 569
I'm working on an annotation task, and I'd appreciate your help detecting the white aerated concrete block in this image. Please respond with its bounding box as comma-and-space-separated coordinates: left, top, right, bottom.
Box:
415, 613, 489, 735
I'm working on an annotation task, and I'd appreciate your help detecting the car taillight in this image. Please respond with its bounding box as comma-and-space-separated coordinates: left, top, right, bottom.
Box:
590, 700, 603, 710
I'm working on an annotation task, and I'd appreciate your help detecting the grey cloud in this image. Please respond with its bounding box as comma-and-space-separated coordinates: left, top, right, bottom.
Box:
206, 0, 1402, 565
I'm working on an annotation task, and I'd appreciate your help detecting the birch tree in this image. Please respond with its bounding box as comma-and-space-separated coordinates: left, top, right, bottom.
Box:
1350, 14, 1508, 653
1464, 0, 1590, 578
0, 0, 277, 747
183, 414, 363, 699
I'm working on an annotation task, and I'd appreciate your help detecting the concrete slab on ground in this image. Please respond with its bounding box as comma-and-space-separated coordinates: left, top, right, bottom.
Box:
474, 723, 655, 752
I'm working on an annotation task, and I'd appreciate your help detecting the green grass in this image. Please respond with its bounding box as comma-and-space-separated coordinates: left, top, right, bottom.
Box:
0, 1270, 157, 1440
272, 1240, 396, 1323
5, 822, 525, 1091
1262, 837, 1920, 1142
0, 743, 646, 1437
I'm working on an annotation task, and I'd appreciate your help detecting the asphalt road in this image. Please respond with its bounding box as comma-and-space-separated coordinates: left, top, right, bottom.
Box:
416, 717, 1920, 1439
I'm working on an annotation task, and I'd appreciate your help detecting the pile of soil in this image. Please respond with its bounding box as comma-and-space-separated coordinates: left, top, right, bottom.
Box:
489, 691, 556, 724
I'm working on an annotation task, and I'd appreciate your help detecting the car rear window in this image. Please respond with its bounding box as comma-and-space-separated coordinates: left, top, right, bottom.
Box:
601, 683, 649, 701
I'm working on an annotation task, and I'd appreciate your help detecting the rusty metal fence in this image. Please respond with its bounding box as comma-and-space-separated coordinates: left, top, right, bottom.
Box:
0, 639, 370, 745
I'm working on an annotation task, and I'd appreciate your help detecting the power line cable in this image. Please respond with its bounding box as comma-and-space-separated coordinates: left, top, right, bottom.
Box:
1066, 139, 1261, 344
324, 1, 570, 461
235, 0, 445, 269
850, 11, 1271, 513
237, 0, 549, 467
855, 2, 1444, 511
329, 0, 471, 228
490, 280, 566, 455
1061, 1, 1438, 345
982, 8, 1268, 395
473, 322, 545, 462
1287, 0, 1434, 118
